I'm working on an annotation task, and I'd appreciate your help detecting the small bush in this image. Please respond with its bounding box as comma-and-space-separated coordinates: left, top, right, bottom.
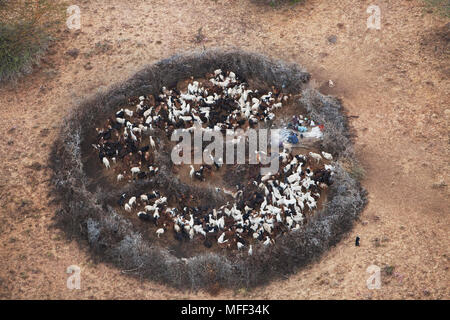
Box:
382, 265, 395, 276
348, 162, 366, 181
0, 0, 64, 83
339, 158, 366, 182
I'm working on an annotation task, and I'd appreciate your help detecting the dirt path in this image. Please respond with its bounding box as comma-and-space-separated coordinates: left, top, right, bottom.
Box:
0, 0, 448, 299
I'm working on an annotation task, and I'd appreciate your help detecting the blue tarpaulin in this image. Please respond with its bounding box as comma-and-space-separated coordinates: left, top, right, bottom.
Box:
287, 133, 299, 144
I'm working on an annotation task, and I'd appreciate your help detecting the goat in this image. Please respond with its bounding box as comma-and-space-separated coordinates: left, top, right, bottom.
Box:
131, 167, 141, 175
309, 152, 322, 163
263, 222, 273, 234
321, 151, 333, 160
193, 225, 206, 237
124, 108, 133, 117
286, 216, 294, 229
137, 211, 151, 221
116, 117, 125, 124
153, 208, 160, 220
118, 193, 127, 206
218, 232, 228, 244
156, 228, 164, 238
149, 136, 156, 148
145, 204, 157, 212
102, 157, 110, 169
263, 236, 272, 246
128, 196, 136, 207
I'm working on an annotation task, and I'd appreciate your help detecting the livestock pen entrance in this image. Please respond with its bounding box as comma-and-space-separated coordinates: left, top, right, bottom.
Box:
50, 50, 367, 290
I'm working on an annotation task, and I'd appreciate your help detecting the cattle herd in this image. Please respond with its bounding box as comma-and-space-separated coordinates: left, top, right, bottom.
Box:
92, 69, 335, 254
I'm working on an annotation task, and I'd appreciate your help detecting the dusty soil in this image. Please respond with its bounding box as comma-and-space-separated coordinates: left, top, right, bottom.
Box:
0, 0, 448, 299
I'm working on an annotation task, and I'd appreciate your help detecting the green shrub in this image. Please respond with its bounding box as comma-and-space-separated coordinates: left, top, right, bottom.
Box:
382, 265, 395, 276
0, 0, 64, 83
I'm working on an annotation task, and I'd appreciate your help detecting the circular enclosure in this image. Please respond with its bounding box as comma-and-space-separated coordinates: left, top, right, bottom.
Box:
50, 49, 367, 290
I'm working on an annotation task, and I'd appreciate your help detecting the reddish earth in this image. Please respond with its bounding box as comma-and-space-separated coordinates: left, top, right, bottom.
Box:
0, 0, 448, 299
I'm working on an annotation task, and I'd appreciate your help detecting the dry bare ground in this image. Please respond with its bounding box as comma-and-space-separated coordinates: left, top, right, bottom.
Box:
0, 0, 448, 299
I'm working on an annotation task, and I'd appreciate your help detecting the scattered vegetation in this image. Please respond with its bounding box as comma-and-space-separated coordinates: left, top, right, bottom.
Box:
382, 265, 395, 276
49, 49, 366, 290
0, 0, 65, 83
424, 0, 450, 17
